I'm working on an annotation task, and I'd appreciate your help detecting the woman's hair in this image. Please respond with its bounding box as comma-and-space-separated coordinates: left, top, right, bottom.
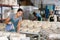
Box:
17, 8, 23, 12
33, 12, 36, 16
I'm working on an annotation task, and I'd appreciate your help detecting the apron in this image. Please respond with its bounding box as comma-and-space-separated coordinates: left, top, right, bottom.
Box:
10, 17, 19, 32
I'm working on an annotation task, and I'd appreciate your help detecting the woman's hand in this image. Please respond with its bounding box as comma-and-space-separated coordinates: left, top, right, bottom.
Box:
17, 20, 22, 33
5, 17, 10, 24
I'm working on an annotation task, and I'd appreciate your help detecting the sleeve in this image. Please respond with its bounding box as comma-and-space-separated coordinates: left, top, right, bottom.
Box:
36, 13, 41, 17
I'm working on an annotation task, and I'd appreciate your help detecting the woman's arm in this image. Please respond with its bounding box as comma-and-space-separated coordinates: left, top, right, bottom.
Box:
33, 16, 37, 21
5, 17, 10, 24
17, 20, 22, 33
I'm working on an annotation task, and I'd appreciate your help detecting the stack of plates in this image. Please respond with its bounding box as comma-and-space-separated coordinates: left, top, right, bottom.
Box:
10, 33, 26, 40
0, 36, 8, 40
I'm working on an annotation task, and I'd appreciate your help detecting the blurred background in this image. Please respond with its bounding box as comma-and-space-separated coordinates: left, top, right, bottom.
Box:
0, 0, 60, 22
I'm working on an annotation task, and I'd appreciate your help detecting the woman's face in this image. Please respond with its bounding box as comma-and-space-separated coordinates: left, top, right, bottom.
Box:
17, 11, 23, 17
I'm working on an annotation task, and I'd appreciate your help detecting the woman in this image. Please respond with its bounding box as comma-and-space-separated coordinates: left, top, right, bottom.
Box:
33, 12, 42, 21
49, 11, 54, 22
5, 8, 23, 32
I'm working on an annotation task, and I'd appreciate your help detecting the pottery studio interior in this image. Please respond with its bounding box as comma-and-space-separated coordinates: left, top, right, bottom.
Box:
0, 0, 60, 40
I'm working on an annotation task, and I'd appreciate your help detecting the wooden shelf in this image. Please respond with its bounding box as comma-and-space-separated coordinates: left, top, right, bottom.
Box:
0, 19, 6, 22
0, 19, 6, 23
0, 4, 12, 7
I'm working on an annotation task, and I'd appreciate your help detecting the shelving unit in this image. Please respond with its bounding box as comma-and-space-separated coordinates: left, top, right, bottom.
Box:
0, 4, 12, 7
0, 4, 12, 23
0, 0, 18, 23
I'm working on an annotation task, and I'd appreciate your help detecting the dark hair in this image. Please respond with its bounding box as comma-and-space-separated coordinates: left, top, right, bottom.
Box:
33, 12, 36, 15
17, 8, 23, 12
